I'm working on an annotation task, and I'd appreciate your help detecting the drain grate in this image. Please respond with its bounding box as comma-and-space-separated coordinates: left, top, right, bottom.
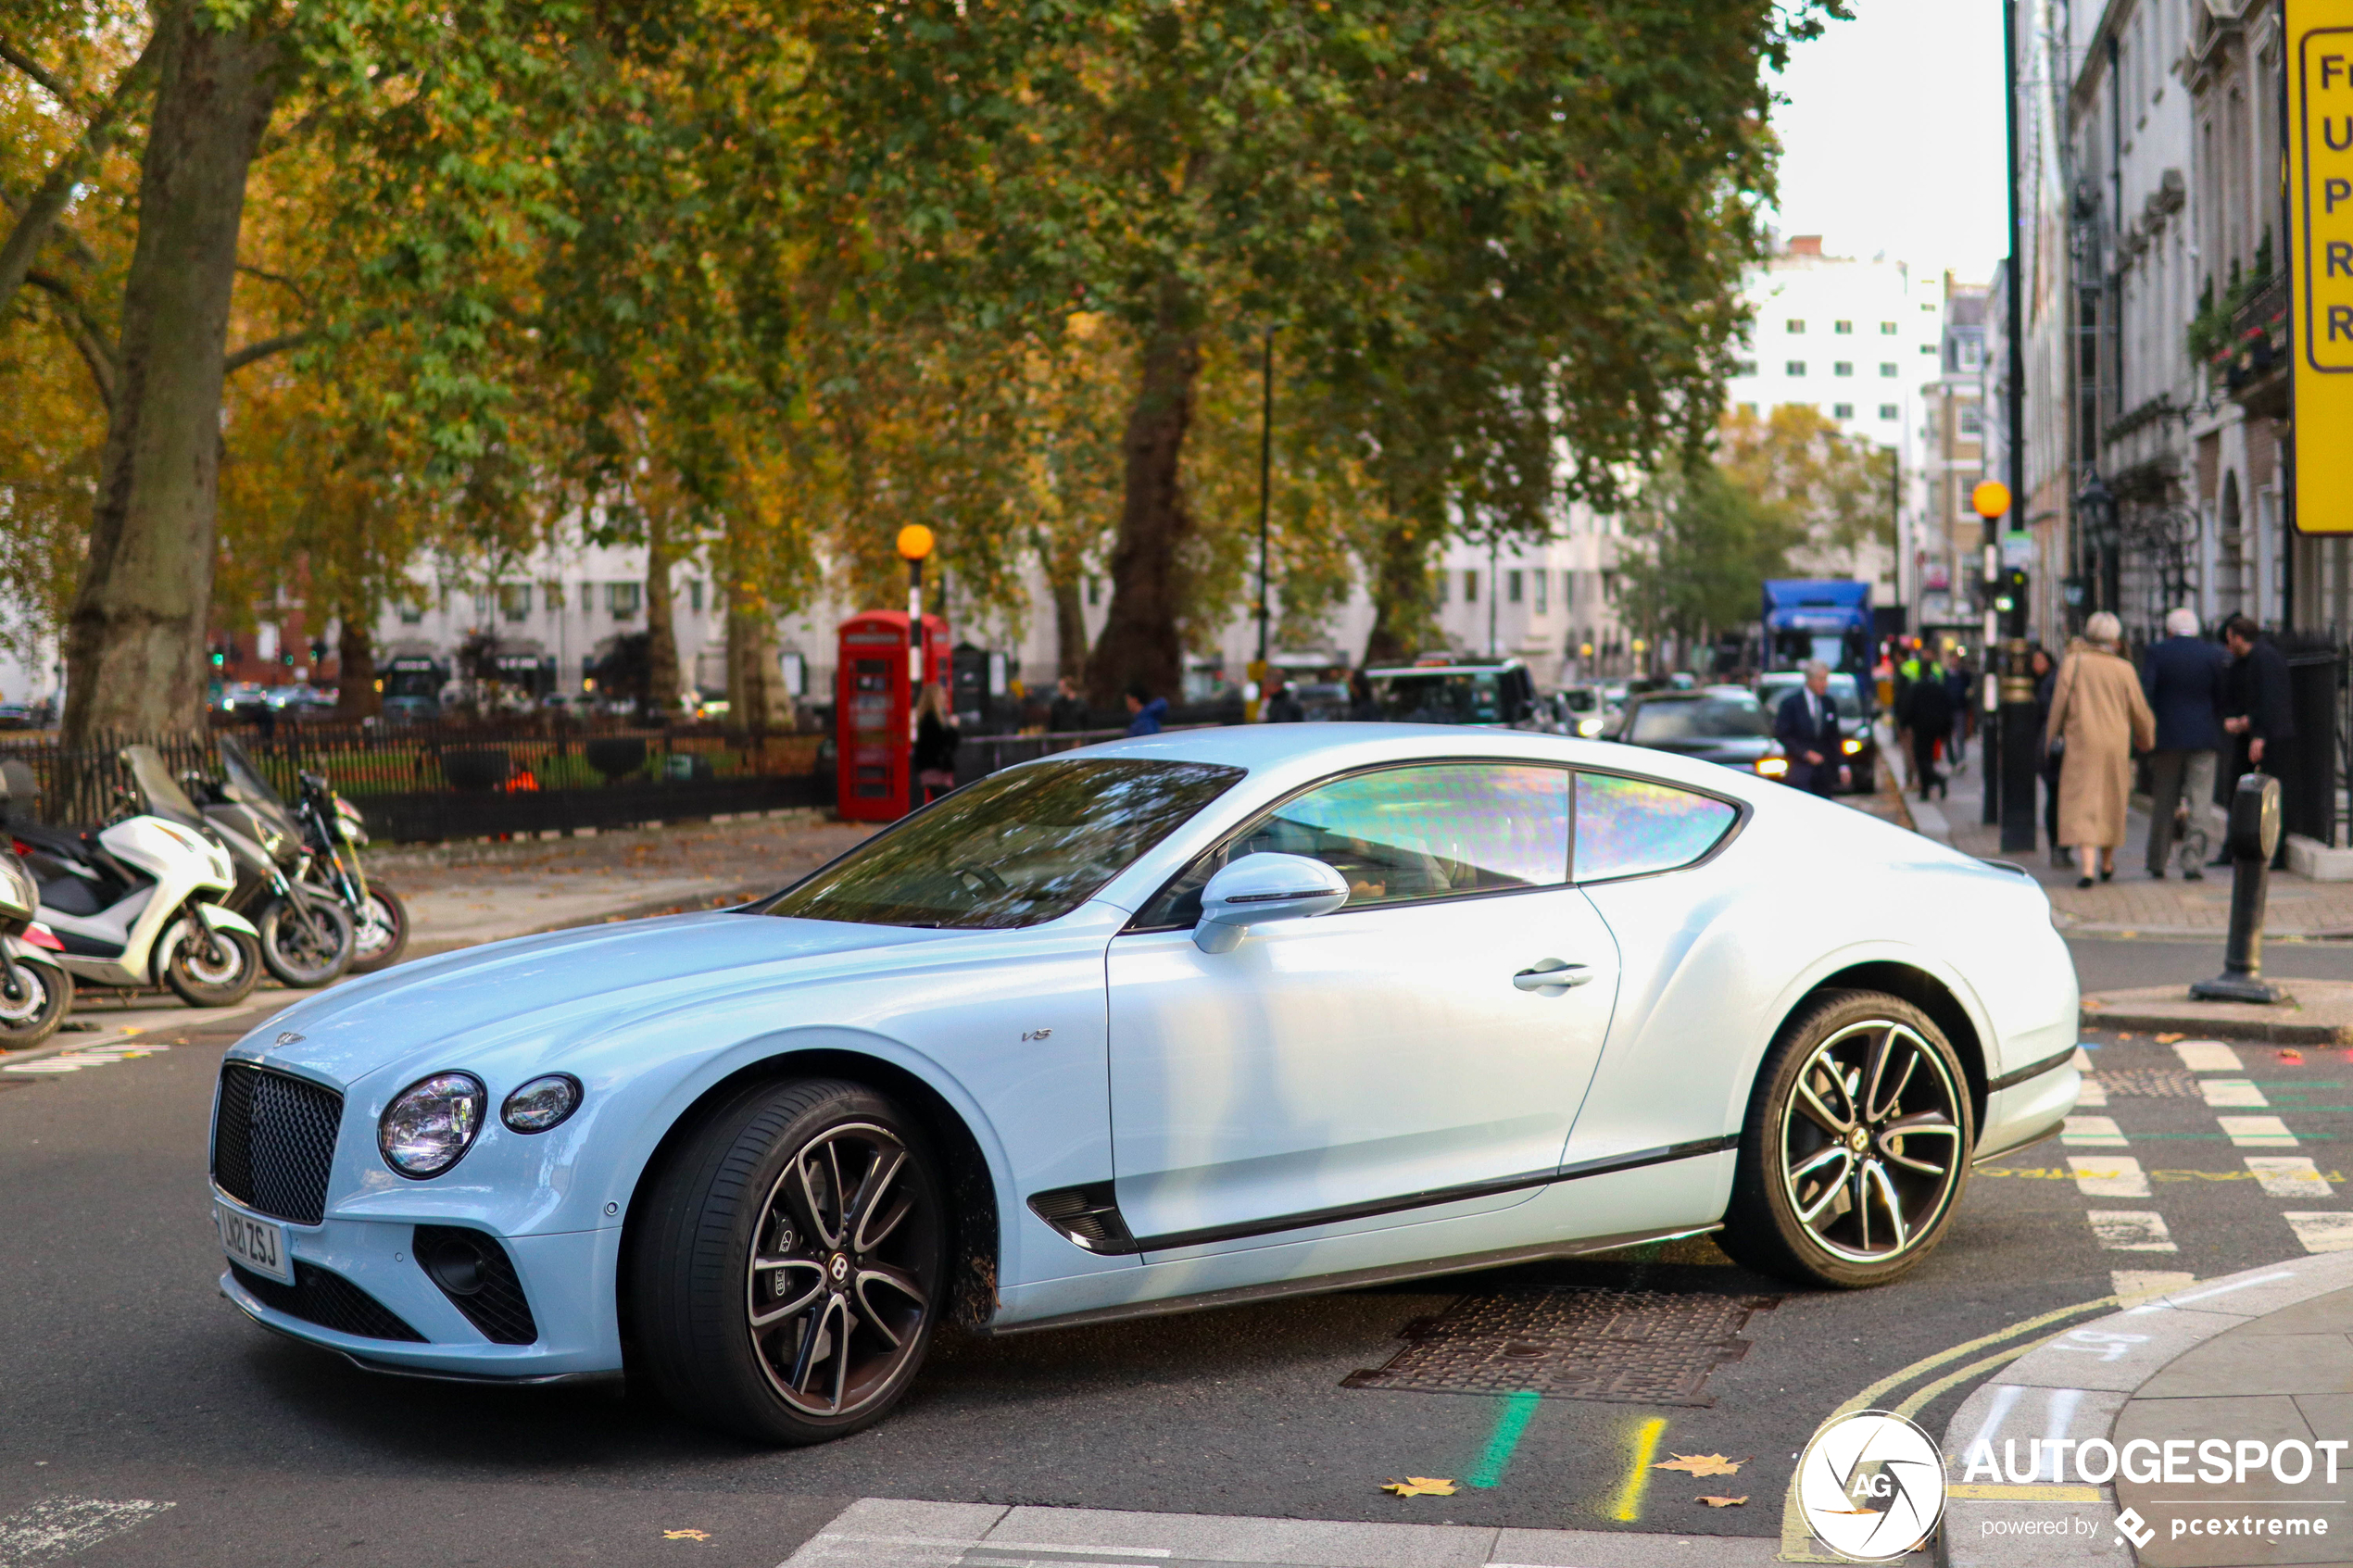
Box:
1342, 1286, 1777, 1405
2093, 1069, 2205, 1098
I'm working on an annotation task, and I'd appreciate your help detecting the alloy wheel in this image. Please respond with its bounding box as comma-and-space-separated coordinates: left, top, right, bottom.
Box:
744, 1121, 937, 1417
1778, 1019, 1965, 1263
0, 965, 50, 1023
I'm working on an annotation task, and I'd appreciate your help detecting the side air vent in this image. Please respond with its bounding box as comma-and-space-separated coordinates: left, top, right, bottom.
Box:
413, 1225, 539, 1345
1027, 1182, 1140, 1255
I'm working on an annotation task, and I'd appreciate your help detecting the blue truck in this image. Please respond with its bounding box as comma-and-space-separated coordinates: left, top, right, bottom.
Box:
1761, 580, 1873, 675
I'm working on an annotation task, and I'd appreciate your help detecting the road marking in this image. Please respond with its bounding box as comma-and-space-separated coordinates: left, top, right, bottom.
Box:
2220, 1115, 2298, 1148
2246, 1157, 2335, 1199
2199, 1078, 2269, 1109
2075, 1077, 2108, 1107
0, 1499, 173, 1567
2061, 1115, 2126, 1148
2111, 1270, 2196, 1301
2174, 1041, 2245, 1073
2072, 1047, 2096, 1071
1948, 1484, 2103, 1500
2086, 1210, 2176, 1251
2284, 1213, 2353, 1253
1609, 1417, 1667, 1523
2068, 1155, 2151, 1198
1466, 1389, 1541, 1489
1, 1045, 169, 1076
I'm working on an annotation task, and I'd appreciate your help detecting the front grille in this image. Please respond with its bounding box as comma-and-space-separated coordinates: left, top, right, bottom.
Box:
213, 1062, 342, 1225
414, 1226, 539, 1345
231, 1261, 425, 1342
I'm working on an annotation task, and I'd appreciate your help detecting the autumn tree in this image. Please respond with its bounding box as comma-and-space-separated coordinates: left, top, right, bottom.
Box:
1611, 464, 1806, 662
1718, 404, 1897, 564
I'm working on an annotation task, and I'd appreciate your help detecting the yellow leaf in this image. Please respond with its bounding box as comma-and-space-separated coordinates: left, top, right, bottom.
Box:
663, 1529, 712, 1541
1380, 1477, 1457, 1497
1697, 1495, 1749, 1508
2155, 1033, 2184, 1043
1653, 1453, 1746, 1477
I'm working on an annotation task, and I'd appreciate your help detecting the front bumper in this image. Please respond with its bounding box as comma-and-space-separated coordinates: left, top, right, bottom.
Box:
217, 1211, 626, 1380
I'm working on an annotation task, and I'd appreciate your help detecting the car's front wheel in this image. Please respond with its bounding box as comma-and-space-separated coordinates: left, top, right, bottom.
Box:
630, 1078, 947, 1445
1718, 989, 1973, 1287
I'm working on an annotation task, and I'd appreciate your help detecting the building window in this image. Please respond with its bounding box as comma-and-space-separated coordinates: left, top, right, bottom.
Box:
1735, 359, 1758, 375
607, 582, 642, 619
1786, 319, 1806, 333
1464, 570, 1479, 603
1958, 406, 1984, 435
1505, 570, 1524, 605
1881, 321, 1898, 334
1435, 571, 1448, 605
1086, 576, 1101, 606
1534, 570, 1549, 613
498, 583, 531, 622
1785, 360, 1807, 376
1919, 342, 1937, 354
1879, 404, 1900, 420
396, 600, 423, 626
1833, 320, 1854, 334
1833, 403, 1855, 420
1957, 341, 1984, 371
687, 580, 703, 612
541, 581, 565, 611
1833, 361, 1854, 377
1880, 362, 1899, 377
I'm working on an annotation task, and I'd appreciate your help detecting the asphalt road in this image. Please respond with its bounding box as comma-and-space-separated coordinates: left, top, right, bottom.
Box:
2, 939, 2349, 1567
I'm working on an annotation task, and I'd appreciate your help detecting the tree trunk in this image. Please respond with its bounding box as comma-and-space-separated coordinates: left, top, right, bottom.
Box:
60, 4, 280, 746
724, 591, 781, 740
1361, 508, 1439, 668
333, 613, 379, 719
1083, 282, 1200, 709
644, 513, 681, 718
1051, 575, 1088, 681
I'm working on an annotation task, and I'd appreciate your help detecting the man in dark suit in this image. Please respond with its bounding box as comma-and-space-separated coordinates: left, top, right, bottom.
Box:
1774, 660, 1846, 797
2221, 612, 2296, 867
2140, 607, 2227, 880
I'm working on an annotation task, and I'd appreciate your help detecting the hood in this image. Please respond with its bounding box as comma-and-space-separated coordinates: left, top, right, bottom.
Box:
242, 909, 975, 1089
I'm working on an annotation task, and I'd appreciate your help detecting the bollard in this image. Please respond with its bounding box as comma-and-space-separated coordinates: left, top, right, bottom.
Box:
2190, 772, 2287, 1004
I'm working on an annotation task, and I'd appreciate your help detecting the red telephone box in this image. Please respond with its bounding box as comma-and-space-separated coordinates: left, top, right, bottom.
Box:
836, 610, 949, 822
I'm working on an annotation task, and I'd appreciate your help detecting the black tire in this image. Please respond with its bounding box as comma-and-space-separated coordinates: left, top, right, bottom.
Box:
630, 1078, 947, 1445
1718, 989, 1974, 1288
346, 883, 409, 973
163, 921, 264, 1009
0, 959, 70, 1047
258, 897, 354, 987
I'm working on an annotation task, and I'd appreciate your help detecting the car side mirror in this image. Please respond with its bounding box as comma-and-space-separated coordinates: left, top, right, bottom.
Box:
1193, 852, 1351, 954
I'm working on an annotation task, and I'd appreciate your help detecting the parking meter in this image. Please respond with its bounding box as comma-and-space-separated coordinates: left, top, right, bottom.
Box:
2190, 773, 2287, 1004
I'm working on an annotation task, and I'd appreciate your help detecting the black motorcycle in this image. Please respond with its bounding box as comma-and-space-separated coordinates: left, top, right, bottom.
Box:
291, 768, 408, 973
184, 739, 355, 988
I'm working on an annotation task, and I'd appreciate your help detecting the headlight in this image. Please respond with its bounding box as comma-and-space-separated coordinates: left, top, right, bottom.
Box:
1842, 737, 1864, 755
1577, 717, 1606, 737
1757, 757, 1790, 777
501, 1074, 583, 1133
378, 1072, 486, 1178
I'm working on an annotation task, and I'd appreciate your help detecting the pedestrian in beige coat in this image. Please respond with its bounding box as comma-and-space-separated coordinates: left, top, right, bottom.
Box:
2044, 611, 2157, 887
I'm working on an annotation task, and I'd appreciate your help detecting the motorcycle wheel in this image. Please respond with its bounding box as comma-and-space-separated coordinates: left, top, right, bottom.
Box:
258, 897, 354, 987
0, 960, 71, 1048
164, 921, 264, 1009
346, 883, 410, 973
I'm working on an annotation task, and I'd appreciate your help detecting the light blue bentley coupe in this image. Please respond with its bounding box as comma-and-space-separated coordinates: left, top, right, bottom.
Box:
208, 724, 2079, 1443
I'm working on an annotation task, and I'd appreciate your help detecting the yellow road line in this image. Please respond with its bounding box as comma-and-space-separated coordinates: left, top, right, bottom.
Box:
1948, 1485, 2102, 1501
1611, 1416, 1668, 1523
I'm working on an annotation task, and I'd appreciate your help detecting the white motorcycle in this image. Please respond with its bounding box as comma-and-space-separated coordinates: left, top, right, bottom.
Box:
0, 838, 73, 1047
1, 749, 266, 1010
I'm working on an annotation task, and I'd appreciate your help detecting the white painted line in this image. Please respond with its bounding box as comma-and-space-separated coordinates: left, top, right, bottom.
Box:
2128, 1271, 2299, 1313
2087, 1210, 2177, 1251
2072, 1047, 2095, 1071
2110, 1270, 2196, 1301
2246, 1157, 2334, 1199
2074, 1078, 2108, 1108
2061, 1115, 2127, 1148
2034, 1388, 2084, 1480
2174, 1041, 2246, 1073
2198, 1077, 2269, 1109
2219, 1114, 2298, 1148
2069, 1155, 2153, 1198
0, 1498, 174, 1568
1961, 1384, 2025, 1471
2284, 1213, 2353, 1254
1, 1045, 170, 1075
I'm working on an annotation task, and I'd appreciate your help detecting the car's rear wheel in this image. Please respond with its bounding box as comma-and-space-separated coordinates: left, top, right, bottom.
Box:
1718, 989, 1973, 1287
631, 1078, 946, 1445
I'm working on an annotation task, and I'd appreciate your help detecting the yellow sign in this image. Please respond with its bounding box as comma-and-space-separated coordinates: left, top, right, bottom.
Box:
1969, 480, 2012, 521
2290, 0, 2353, 532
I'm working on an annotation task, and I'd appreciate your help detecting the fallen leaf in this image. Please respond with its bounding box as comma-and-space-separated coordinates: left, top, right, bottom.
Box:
2116, 1033, 2134, 1041
662, 1530, 711, 1542
2155, 1033, 2184, 1043
1653, 1453, 1746, 1477
1381, 1477, 1457, 1497
1697, 1495, 1749, 1508
2280, 1048, 2306, 1064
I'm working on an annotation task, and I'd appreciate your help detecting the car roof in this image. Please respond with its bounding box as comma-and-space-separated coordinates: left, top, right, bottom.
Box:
1363, 662, 1521, 676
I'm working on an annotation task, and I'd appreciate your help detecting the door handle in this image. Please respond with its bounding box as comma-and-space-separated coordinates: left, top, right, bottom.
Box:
1513, 960, 1592, 993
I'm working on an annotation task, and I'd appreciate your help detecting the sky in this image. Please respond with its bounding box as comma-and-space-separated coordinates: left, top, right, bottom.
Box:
1766, 0, 2012, 286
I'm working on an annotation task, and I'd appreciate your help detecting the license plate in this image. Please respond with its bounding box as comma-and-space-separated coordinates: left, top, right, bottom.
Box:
215, 1200, 293, 1286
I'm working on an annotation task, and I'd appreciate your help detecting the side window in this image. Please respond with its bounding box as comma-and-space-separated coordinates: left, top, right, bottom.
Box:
1574, 773, 1737, 882
1136, 763, 1569, 926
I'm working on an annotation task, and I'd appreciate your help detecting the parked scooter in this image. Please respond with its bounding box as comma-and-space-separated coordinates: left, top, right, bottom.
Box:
182, 738, 354, 987
0, 750, 266, 1010
0, 833, 74, 1047
289, 767, 408, 972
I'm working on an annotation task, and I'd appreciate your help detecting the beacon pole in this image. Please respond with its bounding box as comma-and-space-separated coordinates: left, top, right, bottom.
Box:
898, 525, 936, 818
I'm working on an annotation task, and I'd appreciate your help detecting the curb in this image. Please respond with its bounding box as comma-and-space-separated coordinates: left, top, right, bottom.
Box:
2076, 1004, 2353, 1044
1935, 1249, 2353, 1568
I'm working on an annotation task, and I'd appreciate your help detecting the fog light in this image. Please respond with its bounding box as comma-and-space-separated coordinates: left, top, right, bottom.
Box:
501, 1073, 582, 1133
420, 1229, 490, 1296
1842, 737, 1864, 755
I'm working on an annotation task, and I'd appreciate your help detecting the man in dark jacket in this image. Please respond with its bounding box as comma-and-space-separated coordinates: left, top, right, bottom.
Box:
1047, 675, 1091, 734
2141, 607, 2228, 880
2221, 613, 2296, 866
1124, 682, 1169, 735
1773, 661, 1846, 796
1899, 666, 1957, 800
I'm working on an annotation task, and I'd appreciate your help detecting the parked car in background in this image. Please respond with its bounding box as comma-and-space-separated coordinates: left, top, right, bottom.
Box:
1362, 660, 1543, 728
1754, 671, 1877, 795
1288, 682, 1353, 722
1608, 689, 1787, 780
0, 703, 35, 732
380, 695, 441, 725
1549, 684, 1617, 738
213, 683, 270, 715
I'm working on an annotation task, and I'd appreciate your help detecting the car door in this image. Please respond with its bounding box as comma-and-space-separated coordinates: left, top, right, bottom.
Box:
1104, 760, 1622, 1252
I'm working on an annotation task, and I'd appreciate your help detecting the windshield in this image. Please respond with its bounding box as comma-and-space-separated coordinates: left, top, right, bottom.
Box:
1366, 671, 1503, 724
766, 759, 1244, 929
217, 735, 292, 814
121, 746, 208, 829
1629, 696, 1772, 743
1558, 688, 1598, 713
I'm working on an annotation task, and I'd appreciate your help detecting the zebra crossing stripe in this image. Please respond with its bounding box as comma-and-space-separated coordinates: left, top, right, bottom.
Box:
2074, 1076, 2108, 1108
2219, 1114, 2297, 1148
2172, 1040, 2245, 1073
2284, 1213, 2353, 1253
0, 1498, 172, 1567
2068, 1155, 2153, 1198
2198, 1077, 2269, 1109
2087, 1210, 2177, 1251
2, 1044, 168, 1075
2245, 1157, 2334, 1199
2061, 1114, 2126, 1148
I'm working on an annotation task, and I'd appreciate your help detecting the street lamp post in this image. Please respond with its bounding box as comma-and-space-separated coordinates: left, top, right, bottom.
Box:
897, 523, 935, 817
1973, 481, 2039, 851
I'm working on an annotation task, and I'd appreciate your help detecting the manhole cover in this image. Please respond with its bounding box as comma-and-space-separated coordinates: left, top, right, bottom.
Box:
2094, 1070, 2204, 1098
1343, 1286, 1777, 1405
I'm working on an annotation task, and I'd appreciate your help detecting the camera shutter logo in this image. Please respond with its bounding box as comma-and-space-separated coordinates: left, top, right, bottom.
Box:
1797, 1410, 1948, 1562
